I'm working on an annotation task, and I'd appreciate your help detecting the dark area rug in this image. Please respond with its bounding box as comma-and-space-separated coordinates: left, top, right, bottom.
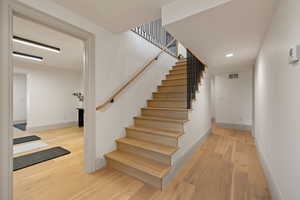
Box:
13, 123, 27, 131
13, 135, 41, 145
13, 147, 71, 171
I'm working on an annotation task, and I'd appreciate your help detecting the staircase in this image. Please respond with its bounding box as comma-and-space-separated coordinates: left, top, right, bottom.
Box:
104, 56, 206, 188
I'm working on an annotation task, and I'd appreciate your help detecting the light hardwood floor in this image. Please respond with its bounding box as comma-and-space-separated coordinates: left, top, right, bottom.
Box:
14, 125, 271, 200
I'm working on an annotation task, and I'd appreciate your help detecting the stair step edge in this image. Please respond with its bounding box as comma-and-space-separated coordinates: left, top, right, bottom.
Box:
135, 116, 188, 123
105, 151, 170, 178
117, 138, 178, 155
142, 107, 188, 111
149, 99, 186, 102
159, 84, 187, 87
127, 125, 183, 138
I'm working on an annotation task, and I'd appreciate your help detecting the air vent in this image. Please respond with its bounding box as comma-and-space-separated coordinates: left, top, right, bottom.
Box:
228, 73, 239, 79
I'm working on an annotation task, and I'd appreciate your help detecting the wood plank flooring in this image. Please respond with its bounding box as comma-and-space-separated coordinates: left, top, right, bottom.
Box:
14, 125, 271, 200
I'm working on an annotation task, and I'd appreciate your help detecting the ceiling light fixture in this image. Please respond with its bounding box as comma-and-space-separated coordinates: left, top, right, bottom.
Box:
226, 53, 234, 58
13, 36, 61, 53
13, 51, 43, 62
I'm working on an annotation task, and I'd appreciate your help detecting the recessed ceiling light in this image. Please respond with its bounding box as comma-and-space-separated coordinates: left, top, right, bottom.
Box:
226, 53, 234, 58
13, 51, 43, 62
13, 36, 60, 53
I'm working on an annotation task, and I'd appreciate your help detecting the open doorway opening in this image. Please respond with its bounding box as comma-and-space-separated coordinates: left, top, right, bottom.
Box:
11, 15, 88, 198
13, 73, 27, 132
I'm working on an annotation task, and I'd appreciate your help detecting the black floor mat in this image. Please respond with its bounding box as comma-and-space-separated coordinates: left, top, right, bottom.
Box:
13, 147, 71, 171
13, 135, 41, 145
14, 123, 27, 131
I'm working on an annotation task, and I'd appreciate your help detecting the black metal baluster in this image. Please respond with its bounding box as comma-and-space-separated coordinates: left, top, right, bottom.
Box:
186, 49, 205, 109
131, 19, 178, 58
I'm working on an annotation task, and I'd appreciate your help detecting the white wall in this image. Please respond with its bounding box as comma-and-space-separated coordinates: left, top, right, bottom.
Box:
176, 72, 212, 160
14, 66, 82, 130
214, 70, 253, 128
255, 1, 300, 199
177, 42, 187, 58
13, 73, 27, 123
17, 0, 177, 169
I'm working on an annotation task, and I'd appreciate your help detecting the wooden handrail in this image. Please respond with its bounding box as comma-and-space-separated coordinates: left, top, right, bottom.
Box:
96, 39, 177, 111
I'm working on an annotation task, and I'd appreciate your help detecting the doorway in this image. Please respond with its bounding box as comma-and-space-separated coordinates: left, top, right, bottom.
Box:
0, 1, 96, 199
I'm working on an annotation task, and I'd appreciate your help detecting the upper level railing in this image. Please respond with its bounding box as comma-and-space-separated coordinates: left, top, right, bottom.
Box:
132, 18, 178, 58
186, 49, 206, 109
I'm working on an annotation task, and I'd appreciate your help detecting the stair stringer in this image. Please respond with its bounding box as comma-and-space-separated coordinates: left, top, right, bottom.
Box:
163, 77, 213, 187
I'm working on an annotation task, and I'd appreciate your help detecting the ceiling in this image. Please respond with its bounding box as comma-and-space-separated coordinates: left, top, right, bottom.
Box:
164, 0, 277, 74
13, 16, 84, 71
50, 0, 177, 32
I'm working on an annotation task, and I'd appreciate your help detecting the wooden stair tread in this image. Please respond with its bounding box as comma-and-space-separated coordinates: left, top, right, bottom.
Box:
149, 99, 186, 102
172, 66, 187, 70
163, 78, 186, 81
152, 98, 186, 101
153, 91, 187, 94
170, 68, 186, 72
127, 125, 183, 138
159, 84, 187, 87
105, 151, 170, 178
166, 76, 187, 81
165, 74, 187, 81
148, 98, 186, 102
117, 137, 177, 155
168, 72, 187, 75
175, 62, 187, 66
135, 116, 188, 123
143, 107, 188, 111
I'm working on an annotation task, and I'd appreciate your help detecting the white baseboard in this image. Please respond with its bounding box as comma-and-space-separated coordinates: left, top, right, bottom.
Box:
216, 122, 252, 131
13, 120, 26, 125
255, 140, 284, 200
95, 157, 106, 170
162, 128, 212, 187
27, 121, 77, 132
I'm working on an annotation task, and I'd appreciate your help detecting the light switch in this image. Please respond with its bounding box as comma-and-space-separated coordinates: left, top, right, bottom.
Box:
289, 45, 300, 64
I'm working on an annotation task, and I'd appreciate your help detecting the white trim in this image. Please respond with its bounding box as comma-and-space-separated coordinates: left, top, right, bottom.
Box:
13, 120, 26, 125
1, 1, 97, 199
0, 1, 13, 199
26, 121, 77, 132
216, 122, 252, 131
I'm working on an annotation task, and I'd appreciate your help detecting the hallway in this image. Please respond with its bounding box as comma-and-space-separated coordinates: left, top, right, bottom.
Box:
131, 125, 270, 200
14, 125, 270, 200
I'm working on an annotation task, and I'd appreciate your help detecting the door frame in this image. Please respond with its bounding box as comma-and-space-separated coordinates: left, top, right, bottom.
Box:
0, 1, 97, 199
